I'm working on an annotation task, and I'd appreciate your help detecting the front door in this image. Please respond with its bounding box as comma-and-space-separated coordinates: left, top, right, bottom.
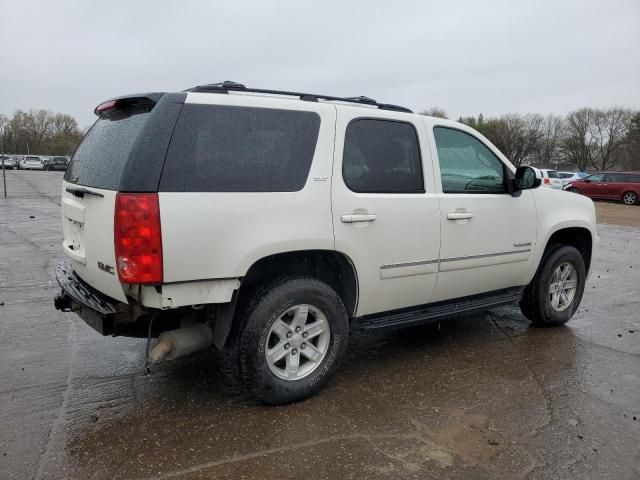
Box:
331, 110, 441, 317
581, 173, 606, 198
428, 124, 537, 302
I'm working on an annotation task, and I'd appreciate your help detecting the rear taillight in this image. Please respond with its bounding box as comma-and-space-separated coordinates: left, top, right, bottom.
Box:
114, 193, 163, 284
544, 178, 550, 184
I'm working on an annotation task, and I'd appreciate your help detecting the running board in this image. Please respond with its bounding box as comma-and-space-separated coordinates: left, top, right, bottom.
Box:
354, 287, 525, 331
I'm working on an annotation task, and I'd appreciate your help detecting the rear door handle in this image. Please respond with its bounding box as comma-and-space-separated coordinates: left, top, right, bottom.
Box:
341, 214, 377, 223
447, 212, 474, 220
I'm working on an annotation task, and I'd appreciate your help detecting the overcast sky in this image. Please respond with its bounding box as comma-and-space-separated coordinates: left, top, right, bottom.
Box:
1, 0, 638, 128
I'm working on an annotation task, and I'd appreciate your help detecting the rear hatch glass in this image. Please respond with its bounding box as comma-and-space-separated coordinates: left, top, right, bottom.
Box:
65, 107, 150, 190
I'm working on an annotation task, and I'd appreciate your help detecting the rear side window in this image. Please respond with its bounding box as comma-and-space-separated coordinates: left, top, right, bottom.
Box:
604, 173, 627, 182
66, 108, 150, 190
160, 105, 320, 192
628, 174, 640, 183
546, 171, 559, 178
342, 119, 424, 193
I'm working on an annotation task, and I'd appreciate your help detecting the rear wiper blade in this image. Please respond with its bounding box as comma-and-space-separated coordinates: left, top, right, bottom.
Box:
65, 186, 104, 198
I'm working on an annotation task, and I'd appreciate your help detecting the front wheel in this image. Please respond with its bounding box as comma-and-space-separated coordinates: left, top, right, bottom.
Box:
622, 191, 637, 205
236, 277, 349, 404
567, 187, 579, 193
520, 245, 586, 326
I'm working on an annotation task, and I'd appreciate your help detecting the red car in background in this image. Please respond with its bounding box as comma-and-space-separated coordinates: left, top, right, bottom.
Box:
564, 172, 640, 205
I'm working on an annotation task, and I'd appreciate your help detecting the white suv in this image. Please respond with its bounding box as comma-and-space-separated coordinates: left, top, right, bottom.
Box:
54, 82, 598, 404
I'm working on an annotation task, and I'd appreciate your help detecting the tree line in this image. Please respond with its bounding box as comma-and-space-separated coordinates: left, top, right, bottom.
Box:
421, 107, 640, 171
0, 110, 85, 156
2, 106, 639, 171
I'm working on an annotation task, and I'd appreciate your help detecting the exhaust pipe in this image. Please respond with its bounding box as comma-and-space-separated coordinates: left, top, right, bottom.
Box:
149, 323, 213, 364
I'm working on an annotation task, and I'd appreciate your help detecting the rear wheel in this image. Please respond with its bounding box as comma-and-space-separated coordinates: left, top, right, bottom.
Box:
622, 191, 637, 205
235, 277, 348, 404
520, 245, 586, 326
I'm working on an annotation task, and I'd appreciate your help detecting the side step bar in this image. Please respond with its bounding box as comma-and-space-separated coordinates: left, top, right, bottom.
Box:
354, 287, 525, 331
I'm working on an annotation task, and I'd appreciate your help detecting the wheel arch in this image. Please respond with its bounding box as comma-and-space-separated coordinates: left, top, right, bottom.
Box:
213, 250, 359, 350
543, 227, 593, 274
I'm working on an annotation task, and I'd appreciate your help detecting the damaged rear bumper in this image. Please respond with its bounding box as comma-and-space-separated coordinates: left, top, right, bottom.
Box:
54, 261, 121, 335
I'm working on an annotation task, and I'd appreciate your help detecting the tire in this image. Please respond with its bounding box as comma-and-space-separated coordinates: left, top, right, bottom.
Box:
622, 191, 637, 205
520, 244, 586, 326
567, 187, 579, 194
234, 277, 348, 404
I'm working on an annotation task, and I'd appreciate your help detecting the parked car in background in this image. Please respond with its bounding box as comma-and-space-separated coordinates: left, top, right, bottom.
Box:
539, 169, 564, 189
0, 155, 17, 169
560, 172, 589, 189
43, 156, 70, 171
565, 172, 640, 205
19, 155, 45, 170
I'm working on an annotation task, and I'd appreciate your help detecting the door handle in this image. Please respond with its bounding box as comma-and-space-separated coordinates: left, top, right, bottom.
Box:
341, 214, 377, 223
447, 212, 474, 220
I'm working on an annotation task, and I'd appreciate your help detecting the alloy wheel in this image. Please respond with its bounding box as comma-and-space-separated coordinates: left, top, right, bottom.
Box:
264, 304, 331, 381
549, 262, 578, 312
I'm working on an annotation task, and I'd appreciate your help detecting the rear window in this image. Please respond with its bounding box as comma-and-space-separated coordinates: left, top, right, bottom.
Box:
65, 108, 150, 190
159, 104, 320, 192
546, 170, 559, 178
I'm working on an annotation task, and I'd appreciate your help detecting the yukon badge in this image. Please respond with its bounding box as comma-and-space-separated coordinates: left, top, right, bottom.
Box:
97, 261, 115, 275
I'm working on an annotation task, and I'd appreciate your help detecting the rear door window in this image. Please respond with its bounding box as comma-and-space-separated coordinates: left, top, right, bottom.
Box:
342, 119, 424, 193
160, 104, 321, 192
65, 107, 150, 190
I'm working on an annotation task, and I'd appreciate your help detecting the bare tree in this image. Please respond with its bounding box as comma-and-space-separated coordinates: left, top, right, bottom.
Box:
534, 114, 562, 165
51, 113, 79, 136
420, 107, 448, 119
591, 107, 632, 170
480, 114, 544, 167
560, 108, 598, 171
622, 112, 640, 170
3, 109, 83, 155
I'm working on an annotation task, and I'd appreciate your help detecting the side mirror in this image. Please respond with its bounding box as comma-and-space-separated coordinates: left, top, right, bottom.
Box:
513, 166, 541, 193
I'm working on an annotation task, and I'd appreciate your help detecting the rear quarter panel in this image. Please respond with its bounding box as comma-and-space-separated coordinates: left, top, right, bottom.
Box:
159, 94, 337, 282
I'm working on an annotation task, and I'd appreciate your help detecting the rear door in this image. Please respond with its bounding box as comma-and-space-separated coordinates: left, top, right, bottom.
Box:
61, 102, 157, 302
331, 109, 440, 316
601, 173, 627, 200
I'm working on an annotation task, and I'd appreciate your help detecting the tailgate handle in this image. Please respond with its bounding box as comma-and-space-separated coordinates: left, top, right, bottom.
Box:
341, 214, 377, 223
66, 186, 104, 198
447, 212, 474, 220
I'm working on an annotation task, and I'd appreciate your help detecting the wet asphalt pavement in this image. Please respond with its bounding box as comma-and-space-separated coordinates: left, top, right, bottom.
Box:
1, 171, 639, 479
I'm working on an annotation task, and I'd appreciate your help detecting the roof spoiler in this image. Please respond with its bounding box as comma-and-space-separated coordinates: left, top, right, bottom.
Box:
94, 93, 164, 116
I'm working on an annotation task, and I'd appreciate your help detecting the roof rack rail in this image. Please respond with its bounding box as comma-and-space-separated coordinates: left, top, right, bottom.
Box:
185, 81, 413, 113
